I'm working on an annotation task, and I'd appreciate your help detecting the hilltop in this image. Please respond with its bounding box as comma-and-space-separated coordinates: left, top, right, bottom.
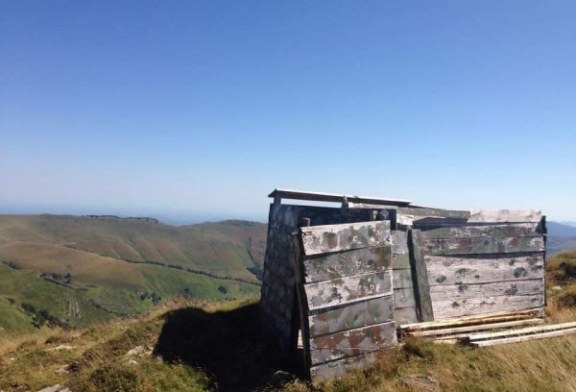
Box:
0, 215, 266, 336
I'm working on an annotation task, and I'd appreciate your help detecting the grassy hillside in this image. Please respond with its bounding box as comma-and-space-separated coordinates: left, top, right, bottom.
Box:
0, 215, 264, 335
1, 252, 575, 392
0, 215, 266, 282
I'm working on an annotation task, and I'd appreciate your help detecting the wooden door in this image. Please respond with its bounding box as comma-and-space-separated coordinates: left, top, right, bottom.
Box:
294, 220, 397, 380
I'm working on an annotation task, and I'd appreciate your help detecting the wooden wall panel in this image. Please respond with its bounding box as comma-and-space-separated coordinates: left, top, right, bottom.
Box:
297, 220, 397, 381
304, 266, 393, 311
301, 221, 391, 256
308, 296, 394, 337
309, 321, 397, 365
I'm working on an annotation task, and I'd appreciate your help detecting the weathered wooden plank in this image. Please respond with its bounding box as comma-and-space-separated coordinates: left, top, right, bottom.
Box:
470, 327, 576, 347
419, 223, 540, 240
432, 294, 544, 319
301, 221, 391, 256
392, 231, 409, 254
394, 287, 416, 308
304, 270, 393, 311
308, 295, 394, 337
410, 319, 545, 338
425, 254, 544, 286
409, 229, 434, 321
397, 207, 471, 219
467, 321, 576, 341
309, 321, 397, 365
394, 306, 419, 325
392, 253, 411, 269
429, 279, 544, 300
309, 351, 380, 380
401, 309, 540, 330
393, 269, 413, 288
269, 188, 411, 207
422, 236, 544, 255
303, 246, 391, 283
291, 233, 312, 375
468, 209, 542, 223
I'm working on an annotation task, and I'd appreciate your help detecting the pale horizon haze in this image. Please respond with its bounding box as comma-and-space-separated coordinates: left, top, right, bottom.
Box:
1, 1, 575, 222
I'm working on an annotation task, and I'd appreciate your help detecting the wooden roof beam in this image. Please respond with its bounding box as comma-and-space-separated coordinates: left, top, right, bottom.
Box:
268, 188, 412, 207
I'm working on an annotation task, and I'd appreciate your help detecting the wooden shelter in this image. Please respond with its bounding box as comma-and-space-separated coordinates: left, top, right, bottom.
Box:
259, 189, 547, 379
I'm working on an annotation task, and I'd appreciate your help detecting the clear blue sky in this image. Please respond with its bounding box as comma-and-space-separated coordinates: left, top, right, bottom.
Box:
1, 1, 575, 222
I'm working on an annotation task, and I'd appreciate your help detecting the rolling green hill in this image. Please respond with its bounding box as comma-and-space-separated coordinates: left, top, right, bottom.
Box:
0, 215, 266, 336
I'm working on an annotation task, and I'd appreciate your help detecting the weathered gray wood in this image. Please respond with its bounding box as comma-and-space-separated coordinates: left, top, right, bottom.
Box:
309, 321, 397, 365
432, 294, 544, 319
392, 231, 409, 254
392, 253, 411, 270
268, 188, 411, 207
394, 306, 419, 325
425, 254, 544, 286
308, 295, 394, 337
409, 319, 545, 337
304, 270, 393, 311
301, 221, 391, 256
409, 229, 434, 321
394, 287, 416, 308
309, 351, 380, 380
429, 279, 544, 300
393, 269, 414, 288
468, 209, 542, 223
303, 246, 392, 283
397, 207, 471, 219
470, 327, 576, 347
467, 321, 576, 341
291, 233, 312, 375
422, 236, 544, 255
401, 309, 540, 330
419, 223, 540, 240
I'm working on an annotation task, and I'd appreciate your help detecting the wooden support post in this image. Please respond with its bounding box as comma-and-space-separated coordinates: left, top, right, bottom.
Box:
409, 229, 434, 322
291, 218, 312, 379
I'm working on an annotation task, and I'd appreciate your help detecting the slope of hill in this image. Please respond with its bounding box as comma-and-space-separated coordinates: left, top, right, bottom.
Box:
0, 215, 265, 335
547, 221, 576, 255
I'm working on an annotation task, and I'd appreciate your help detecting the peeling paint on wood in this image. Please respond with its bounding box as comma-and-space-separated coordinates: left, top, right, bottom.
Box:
468, 209, 542, 223
303, 246, 392, 283
397, 207, 471, 219
304, 270, 393, 311
432, 294, 545, 319
309, 321, 397, 365
421, 236, 544, 255
301, 221, 391, 256
308, 295, 394, 337
419, 223, 540, 239
429, 279, 544, 300
425, 254, 544, 285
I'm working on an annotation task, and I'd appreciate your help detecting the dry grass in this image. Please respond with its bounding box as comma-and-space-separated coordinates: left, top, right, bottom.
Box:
2, 252, 576, 391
